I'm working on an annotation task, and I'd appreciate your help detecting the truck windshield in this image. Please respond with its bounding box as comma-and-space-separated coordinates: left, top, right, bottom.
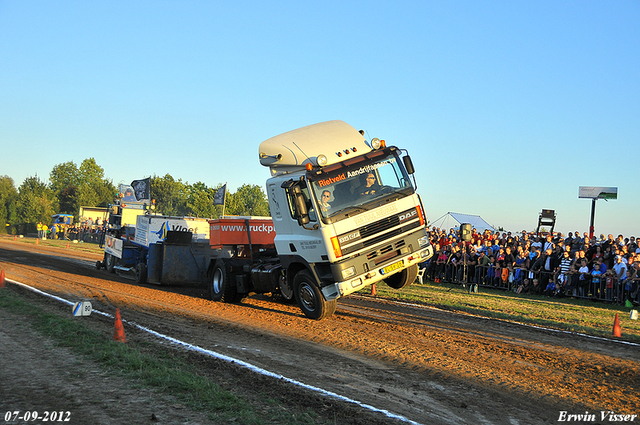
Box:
308, 148, 413, 222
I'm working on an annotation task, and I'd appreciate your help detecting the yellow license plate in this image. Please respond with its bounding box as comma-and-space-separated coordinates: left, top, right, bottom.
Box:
382, 260, 404, 275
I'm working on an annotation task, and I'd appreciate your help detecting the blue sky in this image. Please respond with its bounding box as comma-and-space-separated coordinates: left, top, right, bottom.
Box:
1, 1, 638, 237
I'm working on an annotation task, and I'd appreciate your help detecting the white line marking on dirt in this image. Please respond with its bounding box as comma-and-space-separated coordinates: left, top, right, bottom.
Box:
6, 278, 425, 425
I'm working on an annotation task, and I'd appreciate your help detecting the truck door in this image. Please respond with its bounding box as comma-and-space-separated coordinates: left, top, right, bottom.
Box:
282, 179, 318, 230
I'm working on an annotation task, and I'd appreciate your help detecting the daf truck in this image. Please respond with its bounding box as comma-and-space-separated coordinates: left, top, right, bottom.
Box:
98, 120, 433, 320
254, 120, 434, 319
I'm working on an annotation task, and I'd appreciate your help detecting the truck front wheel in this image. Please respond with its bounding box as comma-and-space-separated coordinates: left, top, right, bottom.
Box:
210, 260, 238, 303
383, 264, 418, 289
293, 270, 336, 320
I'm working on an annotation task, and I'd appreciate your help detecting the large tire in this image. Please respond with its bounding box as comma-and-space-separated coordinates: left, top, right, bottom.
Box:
383, 264, 418, 289
293, 270, 337, 320
278, 274, 296, 303
209, 260, 238, 303
105, 253, 116, 273
135, 263, 147, 284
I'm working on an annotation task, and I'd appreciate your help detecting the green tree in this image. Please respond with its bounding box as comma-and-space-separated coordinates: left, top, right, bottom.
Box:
49, 158, 116, 215
150, 174, 188, 216
50, 161, 80, 214
58, 184, 78, 214
225, 184, 269, 217
186, 182, 222, 218
49, 161, 80, 195
15, 176, 57, 233
76, 158, 116, 208
0, 176, 18, 233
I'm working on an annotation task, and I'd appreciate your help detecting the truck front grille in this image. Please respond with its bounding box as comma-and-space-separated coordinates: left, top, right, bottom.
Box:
337, 207, 421, 257
359, 215, 400, 239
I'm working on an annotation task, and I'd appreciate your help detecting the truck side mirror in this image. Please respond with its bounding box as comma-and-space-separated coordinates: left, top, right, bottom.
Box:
403, 155, 415, 175
292, 186, 310, 226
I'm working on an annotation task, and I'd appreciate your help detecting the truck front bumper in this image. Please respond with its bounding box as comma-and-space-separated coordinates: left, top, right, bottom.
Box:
321, 242, 434, 301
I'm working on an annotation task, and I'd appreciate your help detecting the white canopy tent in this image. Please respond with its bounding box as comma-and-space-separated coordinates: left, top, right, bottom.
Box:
429, 212, 495, 233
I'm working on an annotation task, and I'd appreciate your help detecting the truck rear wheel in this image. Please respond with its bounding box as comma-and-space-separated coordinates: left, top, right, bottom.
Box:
383, 264, 418, 289
210, 260, 238, 303
278, 274, 295, 303
293, 270, 336, 320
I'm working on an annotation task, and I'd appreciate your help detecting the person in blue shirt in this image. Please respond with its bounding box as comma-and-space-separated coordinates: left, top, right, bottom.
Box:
591, 262, 603, 299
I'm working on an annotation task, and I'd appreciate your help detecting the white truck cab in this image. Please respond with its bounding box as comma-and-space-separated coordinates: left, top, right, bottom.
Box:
260, 120, 433, 319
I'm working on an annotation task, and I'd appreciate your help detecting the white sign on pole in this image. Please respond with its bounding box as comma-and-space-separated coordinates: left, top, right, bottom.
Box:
578, 186, 617, 200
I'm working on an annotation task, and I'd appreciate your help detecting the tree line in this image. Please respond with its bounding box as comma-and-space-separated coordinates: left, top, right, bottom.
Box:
0, 157, 269, 235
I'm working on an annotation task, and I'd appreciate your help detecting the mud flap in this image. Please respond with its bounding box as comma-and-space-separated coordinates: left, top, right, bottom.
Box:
321, 284, 340, 301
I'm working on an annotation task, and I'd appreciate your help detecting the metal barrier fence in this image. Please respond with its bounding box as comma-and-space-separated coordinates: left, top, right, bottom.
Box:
69, 229, 103, 243
421, 261, 634, 305
44, 228, 103, 244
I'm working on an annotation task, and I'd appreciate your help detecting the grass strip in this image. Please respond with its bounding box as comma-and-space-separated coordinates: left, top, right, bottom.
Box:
1, 234, 105, 254
0, 289, 320, 424
361, 281, 640, 342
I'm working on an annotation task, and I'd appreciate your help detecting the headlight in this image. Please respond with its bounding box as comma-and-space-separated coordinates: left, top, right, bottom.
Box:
342, 266, 356, 279
371, 138, 382, 149
317, 154, 328, 166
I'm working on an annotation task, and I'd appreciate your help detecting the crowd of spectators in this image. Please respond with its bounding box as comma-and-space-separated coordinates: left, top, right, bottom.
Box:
422, 227, 640, 306
39, 217, 106, 244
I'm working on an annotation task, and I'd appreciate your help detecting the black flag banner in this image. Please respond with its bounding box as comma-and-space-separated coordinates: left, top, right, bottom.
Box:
131, 177, 151, 201
213, 184, 226, 205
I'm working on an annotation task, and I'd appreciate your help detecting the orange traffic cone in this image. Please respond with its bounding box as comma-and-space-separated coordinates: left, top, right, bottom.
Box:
66, 242, 70, 249
13, 235, 17, 241
371, 283, 377, 296
113, 308, 127, 343
0, 270, 5, 288
35, 238, 39, 246
613, 313, 622, 337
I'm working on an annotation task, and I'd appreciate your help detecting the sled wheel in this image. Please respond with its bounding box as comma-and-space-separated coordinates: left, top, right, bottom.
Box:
135, 263, 147, 284
105, 253, 116, 273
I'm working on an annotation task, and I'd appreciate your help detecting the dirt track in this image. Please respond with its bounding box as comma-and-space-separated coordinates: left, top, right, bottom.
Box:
1, 238, 638, 425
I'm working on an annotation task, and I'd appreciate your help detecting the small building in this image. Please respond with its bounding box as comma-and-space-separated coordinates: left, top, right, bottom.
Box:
78, 206, 108, 225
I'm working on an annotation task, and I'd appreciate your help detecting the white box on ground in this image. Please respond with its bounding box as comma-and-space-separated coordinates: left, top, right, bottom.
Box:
72, 300, 92, 316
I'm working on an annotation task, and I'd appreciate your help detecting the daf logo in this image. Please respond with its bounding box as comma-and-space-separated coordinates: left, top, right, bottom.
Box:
339, 231, 360, 244
399, 210, 417, 222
